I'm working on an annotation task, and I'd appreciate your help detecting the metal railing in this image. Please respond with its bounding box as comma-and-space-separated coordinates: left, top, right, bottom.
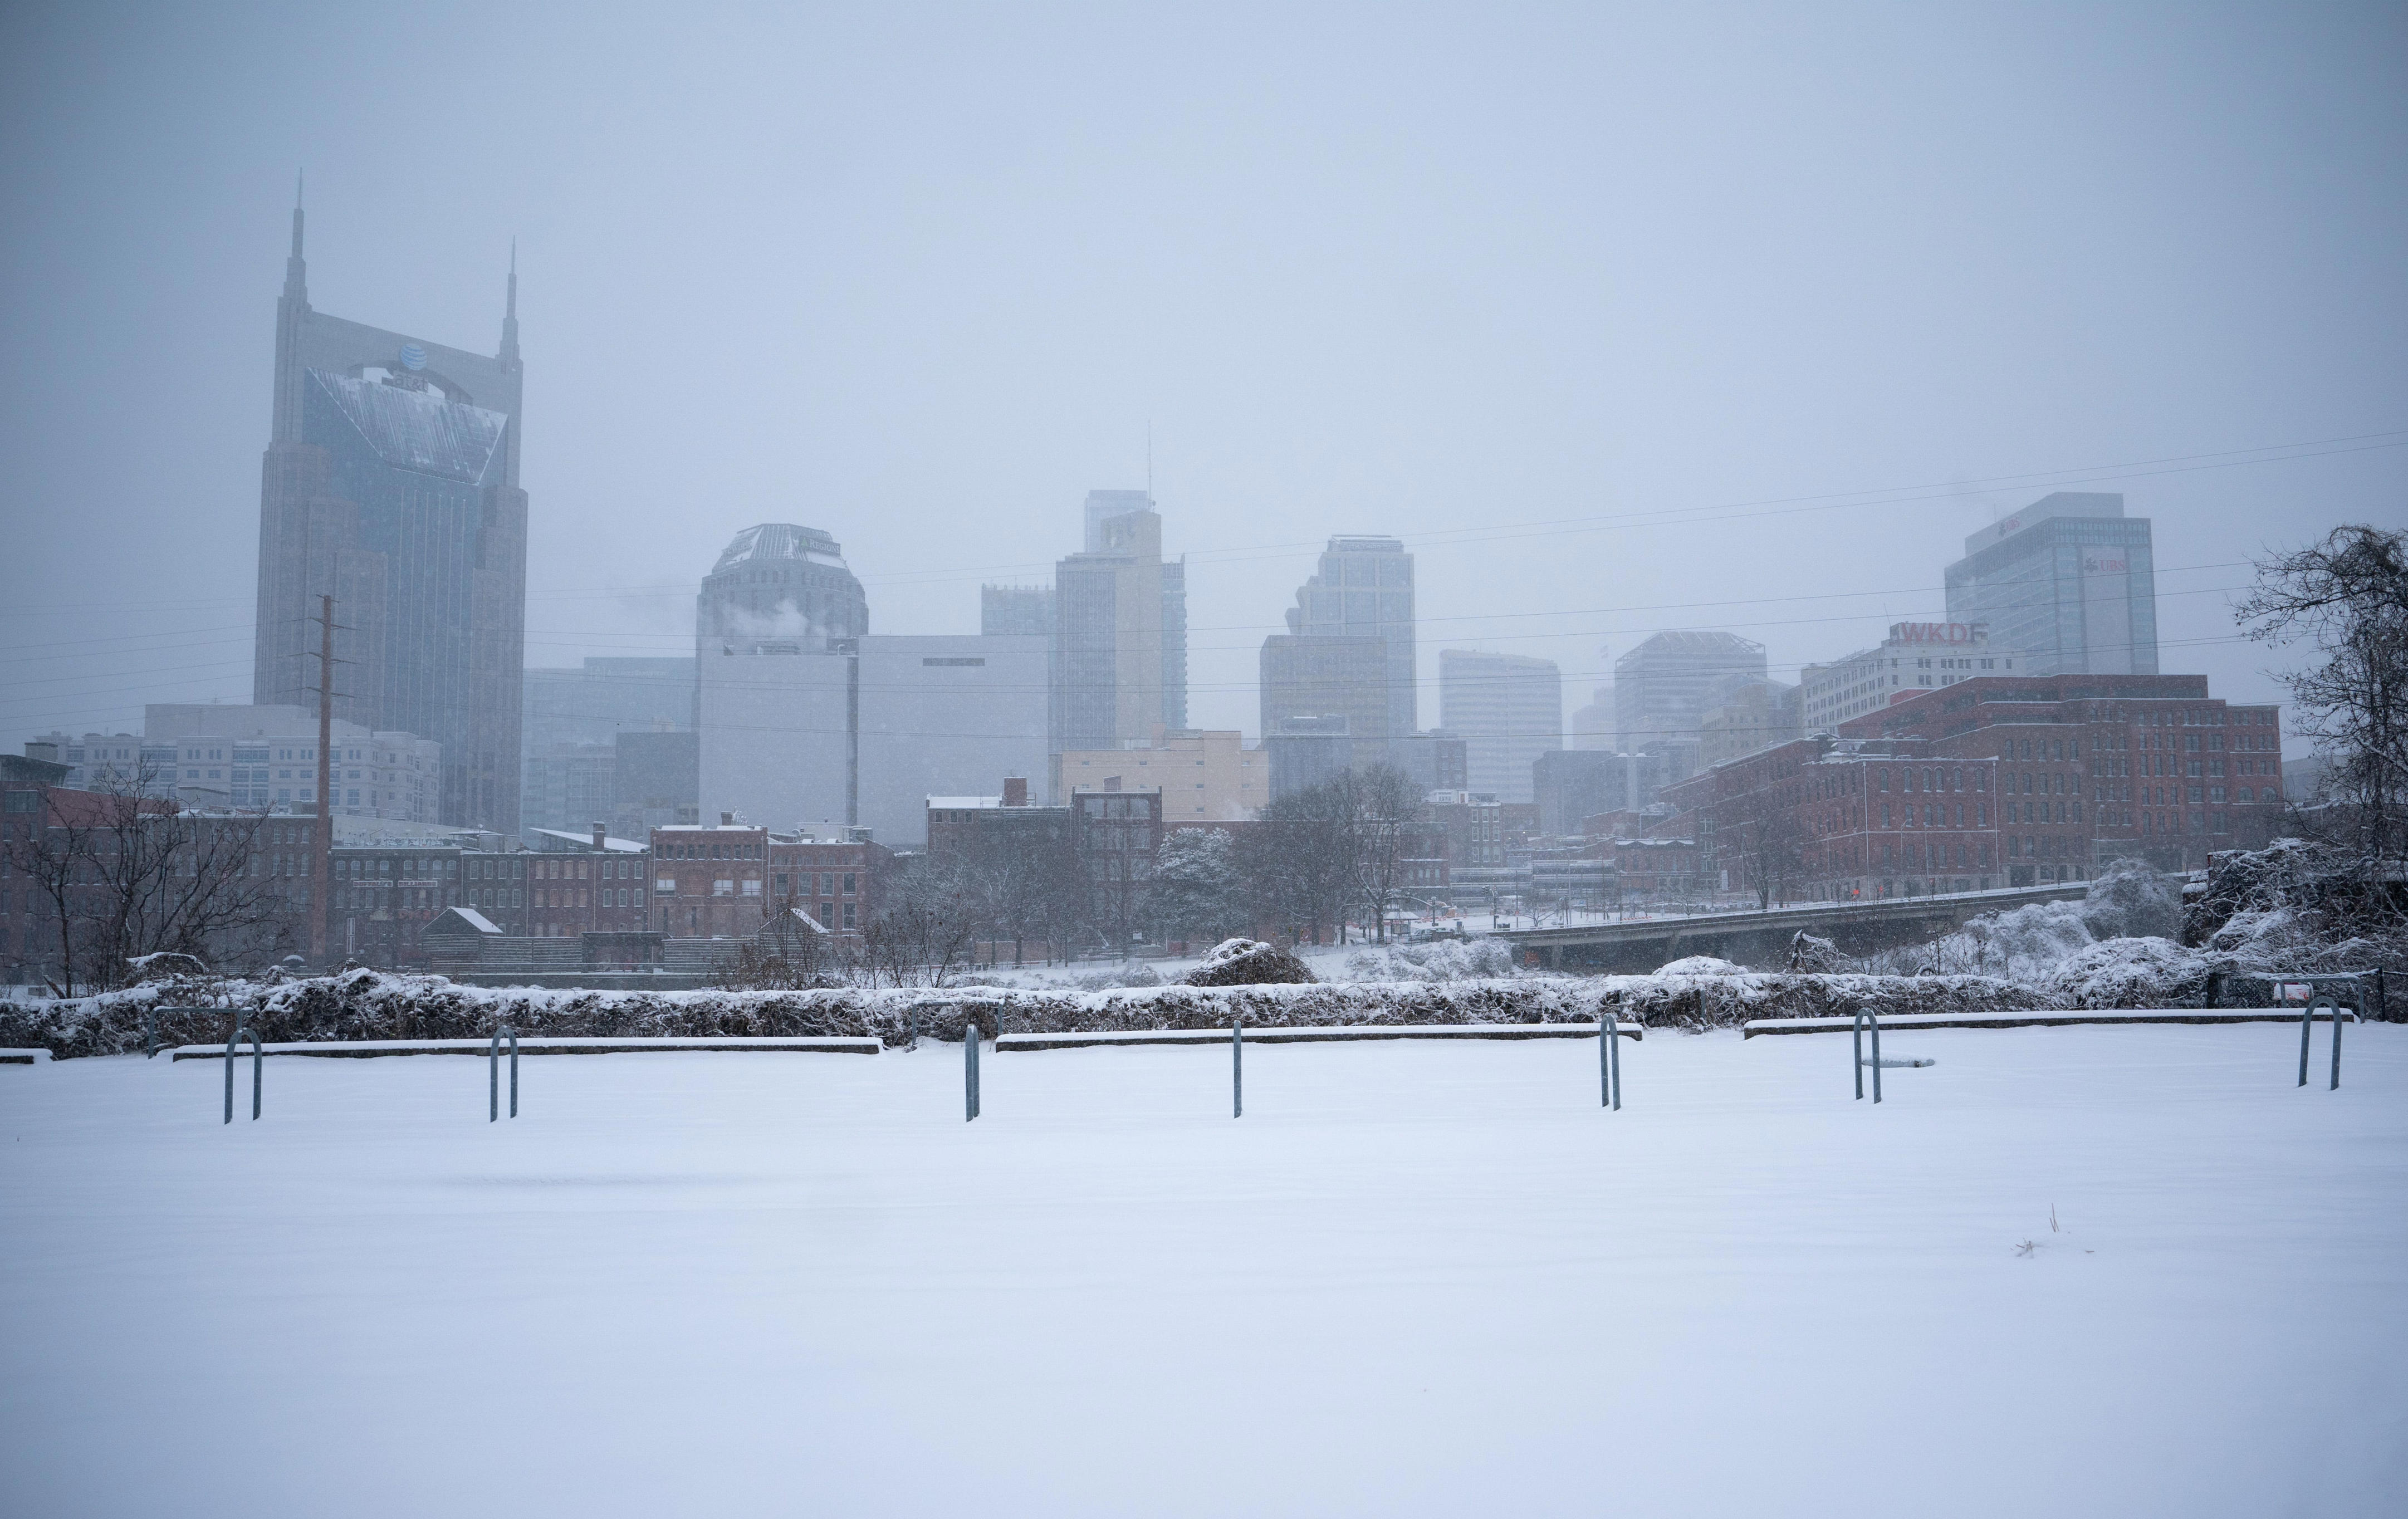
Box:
1233, 1023, 1243, 1119
1600, 1012, 1621, 1111
223, 1025, 262, 1124
2301, 996, 2345, 1091
490, 1025, 520, 1121
964, 1022, 981, 1122
1853, 1009, 1882, 1104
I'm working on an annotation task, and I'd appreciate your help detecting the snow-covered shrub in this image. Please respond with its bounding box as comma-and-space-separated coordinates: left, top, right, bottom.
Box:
1071, 962, 1164, 991
2079, 858, 2184, 942
1655, 955, 1744, 977
1786, 933, 1844, 973
1182, 939, 1316, 986
0, 961, 2096, 1054
2042, 937, 2214, 1008
1342, 937, 1526, 983
1607, 969, 2049, 1031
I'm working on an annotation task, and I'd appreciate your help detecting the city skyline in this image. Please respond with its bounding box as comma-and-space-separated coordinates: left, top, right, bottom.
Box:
9, 8, 2394, 755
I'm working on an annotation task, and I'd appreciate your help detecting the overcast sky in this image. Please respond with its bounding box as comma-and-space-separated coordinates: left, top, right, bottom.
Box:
3, 2, 2402, 753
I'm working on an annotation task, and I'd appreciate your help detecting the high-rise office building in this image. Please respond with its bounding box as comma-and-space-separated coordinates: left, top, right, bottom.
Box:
1944, 492, 2157, 677
1570, 643, 1615, 749
1438, 650, 1562, 803
1052, 495, 1168, 767
1282, 536, 1415, 759
700, 635, 1048, 847
523, 658, 697, 753
1613, 633, 1768, 754
1259, 634, 1389, 777
251, 194, 526, 829
981, 585, 1055, 639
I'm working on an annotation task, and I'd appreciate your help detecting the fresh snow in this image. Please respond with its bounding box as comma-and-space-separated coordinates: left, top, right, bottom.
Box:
2, 1025, 2403, 1517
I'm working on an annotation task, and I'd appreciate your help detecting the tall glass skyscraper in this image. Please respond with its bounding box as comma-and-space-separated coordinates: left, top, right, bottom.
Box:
1281, 536, 1416, 761
1944, 493, 2158, 677
251, 193, 527, 829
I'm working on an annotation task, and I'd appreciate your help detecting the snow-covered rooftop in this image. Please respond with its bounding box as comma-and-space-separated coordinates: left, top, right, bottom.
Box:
310, 370, 507, 485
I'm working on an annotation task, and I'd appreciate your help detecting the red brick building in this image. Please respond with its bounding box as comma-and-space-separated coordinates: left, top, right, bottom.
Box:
767, 835, 888, 937
648, 821, 771, 938
1839, 673, 2283, 876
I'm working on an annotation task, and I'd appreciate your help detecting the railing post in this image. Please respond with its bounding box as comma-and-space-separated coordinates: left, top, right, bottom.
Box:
1599, 1010, 1621, 1111
223, 1025, 262, 1124
965, 1017, 981, 1121
1852, 1008, 1881, 1104
489, 1025, 518, 1120
1233, 1022, 1243, 1118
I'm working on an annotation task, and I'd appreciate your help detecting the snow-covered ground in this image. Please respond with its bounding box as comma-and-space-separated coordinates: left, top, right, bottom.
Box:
4, 1025, 2403, 1518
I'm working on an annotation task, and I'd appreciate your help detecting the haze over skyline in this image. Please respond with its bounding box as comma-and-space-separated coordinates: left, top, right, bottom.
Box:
4, 2, 2404, 749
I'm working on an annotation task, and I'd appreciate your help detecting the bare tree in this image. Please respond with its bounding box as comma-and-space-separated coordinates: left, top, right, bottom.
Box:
3, 767, 288, 995
1328, 764, 1422, 943
1236, 781, 1353, 945
1715, 775, 1808, 910
2239, 525, 2408, 871
855, 863, 985, 988
723, 905, 840, 989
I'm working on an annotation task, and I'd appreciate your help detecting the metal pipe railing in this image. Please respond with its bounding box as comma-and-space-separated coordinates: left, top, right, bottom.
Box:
1600, 1011, 1621, 1111
2300, 996, 2344, 1091
964, 1020, 981, 1121
1233, 1023, 1243, 1118
223, 1025, 262, 1124
489, 1025, 519, 1121
1853, 1008, 1881, 1104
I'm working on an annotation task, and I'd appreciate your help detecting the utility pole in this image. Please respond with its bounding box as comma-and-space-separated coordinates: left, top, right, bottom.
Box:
309, 594, 339, 966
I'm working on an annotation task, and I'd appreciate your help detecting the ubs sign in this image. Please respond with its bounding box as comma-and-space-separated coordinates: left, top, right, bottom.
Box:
1889, 621, 1988, 645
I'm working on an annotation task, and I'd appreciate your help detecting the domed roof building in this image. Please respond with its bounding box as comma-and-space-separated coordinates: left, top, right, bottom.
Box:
696, 524, 870, 660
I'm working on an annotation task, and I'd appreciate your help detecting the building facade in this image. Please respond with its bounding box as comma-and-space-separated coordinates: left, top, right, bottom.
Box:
699, 634, 1049, 847
1438, 650, 1562, 804
1281, 536, 1416, 760
1801, 621, 2018, 733
1645, 673, 2285, 905
767, 834, 888, 937
1053, 497, 1168, 762
648, 822, 772, 938
1839, 672, 2283, 876
1051, 728, 1264, 822
697, 525, 869, 661
1944, 492, 2158, 677
1696, 679, 1804, 767
1260, 635, 1389, 782
251, 197, 526, 830
1612, 632, 1766, 756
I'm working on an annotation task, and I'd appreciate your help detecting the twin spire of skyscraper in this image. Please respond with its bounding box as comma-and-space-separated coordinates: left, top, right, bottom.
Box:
280, 173, 520, 367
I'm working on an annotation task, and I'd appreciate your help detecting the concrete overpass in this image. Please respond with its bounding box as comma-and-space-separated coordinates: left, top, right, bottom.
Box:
1499, 883, 2092, 973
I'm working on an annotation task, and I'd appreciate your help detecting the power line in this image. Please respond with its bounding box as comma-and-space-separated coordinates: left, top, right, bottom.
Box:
0, 428, 2397, 617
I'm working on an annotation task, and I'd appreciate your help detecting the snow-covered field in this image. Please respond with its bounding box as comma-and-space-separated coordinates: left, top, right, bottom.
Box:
3, 1025, 2402, 1518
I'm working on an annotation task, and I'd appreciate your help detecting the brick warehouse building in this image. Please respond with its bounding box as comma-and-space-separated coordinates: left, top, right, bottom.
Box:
1657, 672, 2285, 901
1838, 672, 2283, 879
648, 821, 770, 937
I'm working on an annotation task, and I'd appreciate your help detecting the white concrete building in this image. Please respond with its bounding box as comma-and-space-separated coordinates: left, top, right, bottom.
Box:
1799, 621, 2019, 733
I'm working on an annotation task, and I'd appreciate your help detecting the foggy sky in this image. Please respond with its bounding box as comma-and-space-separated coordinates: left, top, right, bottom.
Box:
4, 2, 2404, 754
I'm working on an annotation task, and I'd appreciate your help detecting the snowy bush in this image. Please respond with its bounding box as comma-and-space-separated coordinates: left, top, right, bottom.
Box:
1182, 939, 1316, 987
1655, 955, 1745, 976
2079, 858, 2185, 942
1341, 937, 1526, 983
1071, 962, 1164, 991
2041, 937, 2214, 1009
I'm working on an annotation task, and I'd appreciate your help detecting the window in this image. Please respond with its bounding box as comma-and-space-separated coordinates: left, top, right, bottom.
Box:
714, 879, 734, 896
655, 877, 676, 895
